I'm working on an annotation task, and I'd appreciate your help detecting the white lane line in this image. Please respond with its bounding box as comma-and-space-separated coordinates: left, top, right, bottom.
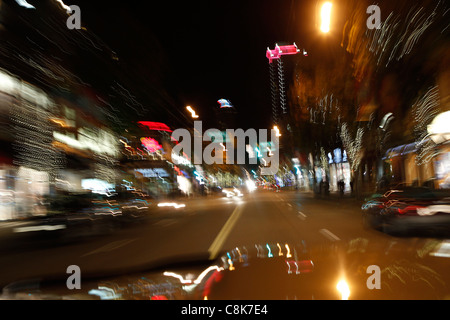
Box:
82, 238, 137, 257
297, 211, 307, 220
287, 203, 292, 207
319, 228, 340, 242
208, 204, 245, 260
13, 224, 66, 233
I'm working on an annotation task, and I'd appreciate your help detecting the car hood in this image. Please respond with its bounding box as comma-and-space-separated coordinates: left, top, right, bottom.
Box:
1, 237, 450, 300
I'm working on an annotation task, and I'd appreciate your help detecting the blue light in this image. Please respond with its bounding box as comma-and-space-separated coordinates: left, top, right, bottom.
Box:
255, 147, 261, 158
266, 244, 273, 258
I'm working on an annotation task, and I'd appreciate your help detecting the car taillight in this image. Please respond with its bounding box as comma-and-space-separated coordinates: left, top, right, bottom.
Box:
397, 206, 425, 215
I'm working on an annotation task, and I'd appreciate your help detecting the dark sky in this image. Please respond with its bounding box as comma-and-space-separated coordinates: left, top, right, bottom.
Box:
72, 0, 325, 130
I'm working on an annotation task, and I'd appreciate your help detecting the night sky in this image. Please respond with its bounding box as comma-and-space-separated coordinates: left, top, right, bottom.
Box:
73, 0, 325, 131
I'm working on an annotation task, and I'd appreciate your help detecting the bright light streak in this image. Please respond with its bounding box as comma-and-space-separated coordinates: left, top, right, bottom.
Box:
320, 2, 332, 33
14, 224, 66, 233
285, 244, 292, 258
186, 106, 199, 118
158, 202, 186, 209
163, 272, 193, 284
277, 243, 283, 256
429, 240, 450, 258
194, 266, 224, 284
55, 0, 72, 13
336, 279, 350, 300
266, 244, 273, 258
245, 180, 257, 192
428, 111, 450, 144
15, 0, 35, 9
273, 125, 281, 137
227, 259, 235, 271
119, 139, 131, 148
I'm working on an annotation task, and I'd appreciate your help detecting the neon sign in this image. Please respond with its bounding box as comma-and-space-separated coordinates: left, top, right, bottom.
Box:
137, 121, 172, 132
217, 99, 233, 108
140, 137, 162, 153
266, 43, 301, 63
134, 168, 169, 178
53, 127, 118, 157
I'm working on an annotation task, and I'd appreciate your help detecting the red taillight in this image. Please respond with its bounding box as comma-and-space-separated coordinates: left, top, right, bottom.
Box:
397, 206, 425, 215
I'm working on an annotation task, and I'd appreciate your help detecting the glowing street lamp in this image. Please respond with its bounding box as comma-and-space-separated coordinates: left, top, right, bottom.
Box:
427, 111, 450, 144
273, 125, 281, 137
186, 106, 199, 119
320, 2, 332, 33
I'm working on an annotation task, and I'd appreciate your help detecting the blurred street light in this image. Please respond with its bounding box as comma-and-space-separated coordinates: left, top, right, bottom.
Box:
320, 2, 333, 33
273, 125, 281, 137
186, 105, 199, 119
427, 111, 450, 144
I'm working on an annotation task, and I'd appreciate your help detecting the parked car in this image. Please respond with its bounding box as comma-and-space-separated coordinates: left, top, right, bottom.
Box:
362, 186, 450, 235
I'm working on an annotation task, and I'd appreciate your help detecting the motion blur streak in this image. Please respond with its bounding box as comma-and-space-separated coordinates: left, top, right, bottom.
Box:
320, 2, 332, 33
0, 0, 449, 301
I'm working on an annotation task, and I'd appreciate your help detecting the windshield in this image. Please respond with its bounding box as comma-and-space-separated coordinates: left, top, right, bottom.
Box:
0, 0, 449, 306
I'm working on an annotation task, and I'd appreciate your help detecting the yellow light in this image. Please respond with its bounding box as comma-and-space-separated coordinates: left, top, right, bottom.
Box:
50, 118, 69, 127
186, 106, 199, 118
273, 125, 281, 137
320, 2, 332, 33
228, 259, 235, 271
336, 279, 350, 300
285, 244, 292, 258
277, 243, 283, 256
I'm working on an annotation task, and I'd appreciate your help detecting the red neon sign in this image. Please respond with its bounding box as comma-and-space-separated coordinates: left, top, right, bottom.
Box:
266, 43, 300, 63
140, 137, 162, 153
138, 121, 172, 132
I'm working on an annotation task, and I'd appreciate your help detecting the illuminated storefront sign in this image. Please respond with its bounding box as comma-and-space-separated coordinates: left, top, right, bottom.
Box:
330, 148, 348, 164
333, 148, 342, 163
217, 99, 233, 108
134, 168, 169, 178
81, 179, 115, 194
137, 121, 172, 132
53, 127, 118, 157
140, 137, 162, 153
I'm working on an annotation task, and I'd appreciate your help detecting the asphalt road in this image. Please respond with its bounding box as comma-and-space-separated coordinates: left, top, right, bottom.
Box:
0, 190, 448, 289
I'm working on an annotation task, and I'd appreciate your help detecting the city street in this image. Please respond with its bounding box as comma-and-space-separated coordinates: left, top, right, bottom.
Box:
0, 190, 447, 289
0, 0, 449, 304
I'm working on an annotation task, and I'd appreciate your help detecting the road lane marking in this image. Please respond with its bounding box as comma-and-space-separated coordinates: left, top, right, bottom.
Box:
297, 211, 307, 220
13, 224, 66, 233
82, 238, 137, 257
319, 228, 340, 242
208, 204, 245, 260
